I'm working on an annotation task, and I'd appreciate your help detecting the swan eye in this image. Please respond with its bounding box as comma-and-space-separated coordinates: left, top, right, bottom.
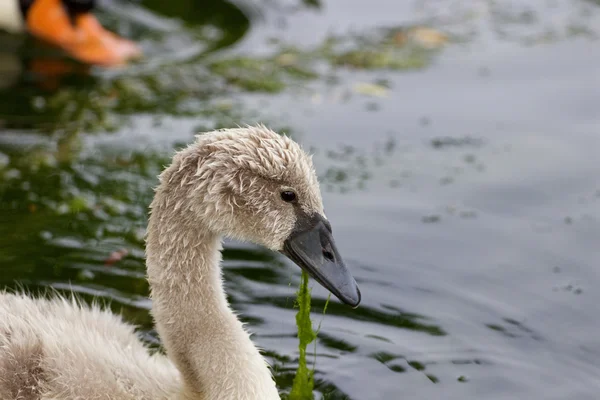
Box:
280, 190, 297, 203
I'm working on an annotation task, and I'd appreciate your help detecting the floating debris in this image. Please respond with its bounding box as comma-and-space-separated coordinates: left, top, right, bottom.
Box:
105, 249, 129, 267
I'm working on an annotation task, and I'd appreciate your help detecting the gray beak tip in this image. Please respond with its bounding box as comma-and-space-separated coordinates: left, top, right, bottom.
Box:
341, 282, 361, 308
281, 213, 362, 308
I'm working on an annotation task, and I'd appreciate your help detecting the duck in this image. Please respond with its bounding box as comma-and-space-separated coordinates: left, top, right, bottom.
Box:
0, 0, 141, 66
0, 125, 361, 400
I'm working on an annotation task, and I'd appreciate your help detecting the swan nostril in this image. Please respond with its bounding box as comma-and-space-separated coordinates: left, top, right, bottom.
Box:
322, 250, 334, 262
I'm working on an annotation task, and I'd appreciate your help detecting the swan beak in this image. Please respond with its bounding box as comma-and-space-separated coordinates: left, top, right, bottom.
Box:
281, 213, 361, 308
26, 0, 141, 66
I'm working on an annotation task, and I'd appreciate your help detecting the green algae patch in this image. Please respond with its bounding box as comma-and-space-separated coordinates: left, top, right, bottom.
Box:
289, 271, 316, 400
322, 26, 447, 71
288, 271, 332, 400
209, 54, 318, 93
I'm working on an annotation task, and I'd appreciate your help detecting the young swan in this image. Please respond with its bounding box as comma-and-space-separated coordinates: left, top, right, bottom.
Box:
0, 126, 361, 400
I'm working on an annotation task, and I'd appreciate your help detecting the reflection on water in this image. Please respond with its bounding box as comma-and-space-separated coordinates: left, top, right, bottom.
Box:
1, 0, 600, 399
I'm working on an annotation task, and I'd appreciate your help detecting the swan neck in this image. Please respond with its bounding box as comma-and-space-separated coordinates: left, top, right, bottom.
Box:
146, 208, 279, 399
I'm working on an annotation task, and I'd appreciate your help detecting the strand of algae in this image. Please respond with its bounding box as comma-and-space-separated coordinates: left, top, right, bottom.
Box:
288, 271, 330, 400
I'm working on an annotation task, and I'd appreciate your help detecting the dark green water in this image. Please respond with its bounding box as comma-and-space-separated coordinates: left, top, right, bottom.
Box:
1, 0, 600, 398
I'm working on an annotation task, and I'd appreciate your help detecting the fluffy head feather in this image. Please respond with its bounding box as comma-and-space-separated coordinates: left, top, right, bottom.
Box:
151, 125, 324, 250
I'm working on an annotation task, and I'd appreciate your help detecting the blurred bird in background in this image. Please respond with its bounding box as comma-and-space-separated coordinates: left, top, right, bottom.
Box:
0, 0, 141, 66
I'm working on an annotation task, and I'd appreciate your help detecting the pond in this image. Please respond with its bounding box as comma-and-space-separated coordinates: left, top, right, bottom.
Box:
1, 0, 600, 398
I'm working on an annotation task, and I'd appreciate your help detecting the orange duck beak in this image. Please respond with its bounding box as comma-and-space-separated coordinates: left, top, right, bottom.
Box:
26, 0, 141, 66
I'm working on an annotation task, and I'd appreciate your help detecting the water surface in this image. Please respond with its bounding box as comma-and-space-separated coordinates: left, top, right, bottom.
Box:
1, 0, 599, 399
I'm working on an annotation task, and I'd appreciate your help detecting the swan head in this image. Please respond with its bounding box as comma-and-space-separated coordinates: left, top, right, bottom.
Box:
156, 125, 361, 307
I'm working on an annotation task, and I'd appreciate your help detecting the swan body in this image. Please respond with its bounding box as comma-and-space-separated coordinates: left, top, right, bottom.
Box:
0, 293, 180, 399
0, 126, 360, 400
